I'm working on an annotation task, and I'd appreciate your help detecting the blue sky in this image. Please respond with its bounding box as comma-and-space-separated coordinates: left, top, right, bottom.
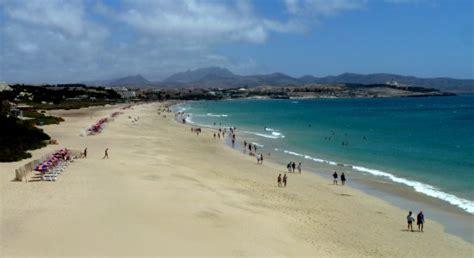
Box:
0, 0, 472, 83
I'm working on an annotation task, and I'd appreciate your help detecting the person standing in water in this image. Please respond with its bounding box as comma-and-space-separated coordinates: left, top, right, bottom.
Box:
297, 162, 302, 173
341, 172, 346, 186
407, 211, 415, 232
417, 211, 425, 232
333, 171, 338, 185
283, 174, 287, 187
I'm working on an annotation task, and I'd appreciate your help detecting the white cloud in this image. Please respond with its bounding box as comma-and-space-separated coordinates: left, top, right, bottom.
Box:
2, 0, 86, 36
117, 0, 277, 44
0, 0, 371, 83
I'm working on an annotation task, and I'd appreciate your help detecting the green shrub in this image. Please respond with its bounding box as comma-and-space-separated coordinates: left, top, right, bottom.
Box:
23, 110, 64, 125
0, 116, 51, 162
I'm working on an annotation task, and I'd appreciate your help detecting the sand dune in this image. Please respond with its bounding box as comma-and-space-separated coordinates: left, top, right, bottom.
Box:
0, 103, 472, 257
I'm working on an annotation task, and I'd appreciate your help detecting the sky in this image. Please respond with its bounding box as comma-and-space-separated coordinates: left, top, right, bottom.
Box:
0, 0, 472, 83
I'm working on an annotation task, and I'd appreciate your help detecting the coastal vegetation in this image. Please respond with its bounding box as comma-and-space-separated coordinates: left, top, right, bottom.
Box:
0, 115, 50, 162
22, 110, 64, 125
0, 84, 122, 110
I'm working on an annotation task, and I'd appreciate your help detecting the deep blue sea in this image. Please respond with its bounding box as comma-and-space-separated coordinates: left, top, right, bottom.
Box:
173, 95, 474, 213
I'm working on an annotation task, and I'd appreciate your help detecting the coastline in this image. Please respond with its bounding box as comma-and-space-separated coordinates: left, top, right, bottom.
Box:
1, 102, 472, 256
173, 100, 474, 243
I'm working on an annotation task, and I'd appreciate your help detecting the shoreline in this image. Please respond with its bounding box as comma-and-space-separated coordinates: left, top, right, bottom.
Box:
1, 102, 472, 256
173, 101, 474, 243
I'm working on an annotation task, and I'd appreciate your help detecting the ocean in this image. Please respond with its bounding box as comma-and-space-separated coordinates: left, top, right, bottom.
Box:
173, 95, 474, 214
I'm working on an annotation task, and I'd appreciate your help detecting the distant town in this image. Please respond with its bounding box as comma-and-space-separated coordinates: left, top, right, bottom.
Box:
0, 80, 454, 117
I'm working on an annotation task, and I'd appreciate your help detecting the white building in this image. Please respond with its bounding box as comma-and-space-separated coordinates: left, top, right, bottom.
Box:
385, 80, 400, 87
114, 87, 136, 99
0, 82, 12, 92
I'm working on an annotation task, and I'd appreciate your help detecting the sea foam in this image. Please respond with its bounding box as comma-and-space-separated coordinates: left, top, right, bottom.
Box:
244, 131, 285, 139
206, 113, 228, 117
277, 149, 474, 213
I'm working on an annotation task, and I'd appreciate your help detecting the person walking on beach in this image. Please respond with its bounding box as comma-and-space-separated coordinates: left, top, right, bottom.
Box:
417, 211, 424, 232
232, 138, 235, 148
333, 171, 338, 185
297, 162, 302, 173
213, 133, 216, 139
244, 140, 247, 152
283, 174, 287, 187
260, 154, 263, 164
103, 148, 109, 159
277, 174, 282, 187
341, 172, 346, 186
407, 211, 415, 232
83, 147, 87, 159
287, 162, 292, 173
291, 162, 296, 173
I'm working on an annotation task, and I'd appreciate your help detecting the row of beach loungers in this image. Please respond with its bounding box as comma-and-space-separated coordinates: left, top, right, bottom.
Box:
33, 149, 76, 181
15, 149, 79, 182
86, 117, 109, 135
84, 111, 124, 136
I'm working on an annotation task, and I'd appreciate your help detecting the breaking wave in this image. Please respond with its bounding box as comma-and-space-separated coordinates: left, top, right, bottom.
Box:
276, 148, 474, 213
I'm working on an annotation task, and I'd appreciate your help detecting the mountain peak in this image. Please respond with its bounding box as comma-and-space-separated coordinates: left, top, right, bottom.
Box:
107, 74, 150, 86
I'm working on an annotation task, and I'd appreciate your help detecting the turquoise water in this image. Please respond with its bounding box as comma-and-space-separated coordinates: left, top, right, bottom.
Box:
174, 95, 474, 213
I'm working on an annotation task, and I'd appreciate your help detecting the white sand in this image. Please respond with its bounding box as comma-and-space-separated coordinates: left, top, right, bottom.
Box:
1, 102, 472, 257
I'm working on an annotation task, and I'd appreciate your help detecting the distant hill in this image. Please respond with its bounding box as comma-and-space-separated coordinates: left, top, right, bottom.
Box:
107, 74, 150, 86
162, 69, 473, 92
81, 67, 473, 92
308, 73, 474, 92
81, 74, 151, 87
163, 67, 236, 83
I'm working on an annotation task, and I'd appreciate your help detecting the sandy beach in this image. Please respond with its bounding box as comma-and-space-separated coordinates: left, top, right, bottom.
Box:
1, 102, 472, 257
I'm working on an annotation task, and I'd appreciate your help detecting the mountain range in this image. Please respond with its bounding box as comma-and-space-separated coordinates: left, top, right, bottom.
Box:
81, 67, 474, 92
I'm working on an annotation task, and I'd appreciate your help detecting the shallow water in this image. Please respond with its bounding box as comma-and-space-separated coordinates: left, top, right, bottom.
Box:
174, 95, 474, 214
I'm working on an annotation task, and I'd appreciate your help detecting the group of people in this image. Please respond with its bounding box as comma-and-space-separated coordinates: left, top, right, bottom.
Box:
243, 140, 259, 155
407, 211, 425, 232
332, 171, 346, 185
323, 131, 368, 147
212, 127, 231, 139
286, 161, 302, 173
277, 174, 287, 187
177, 113, 430, 234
